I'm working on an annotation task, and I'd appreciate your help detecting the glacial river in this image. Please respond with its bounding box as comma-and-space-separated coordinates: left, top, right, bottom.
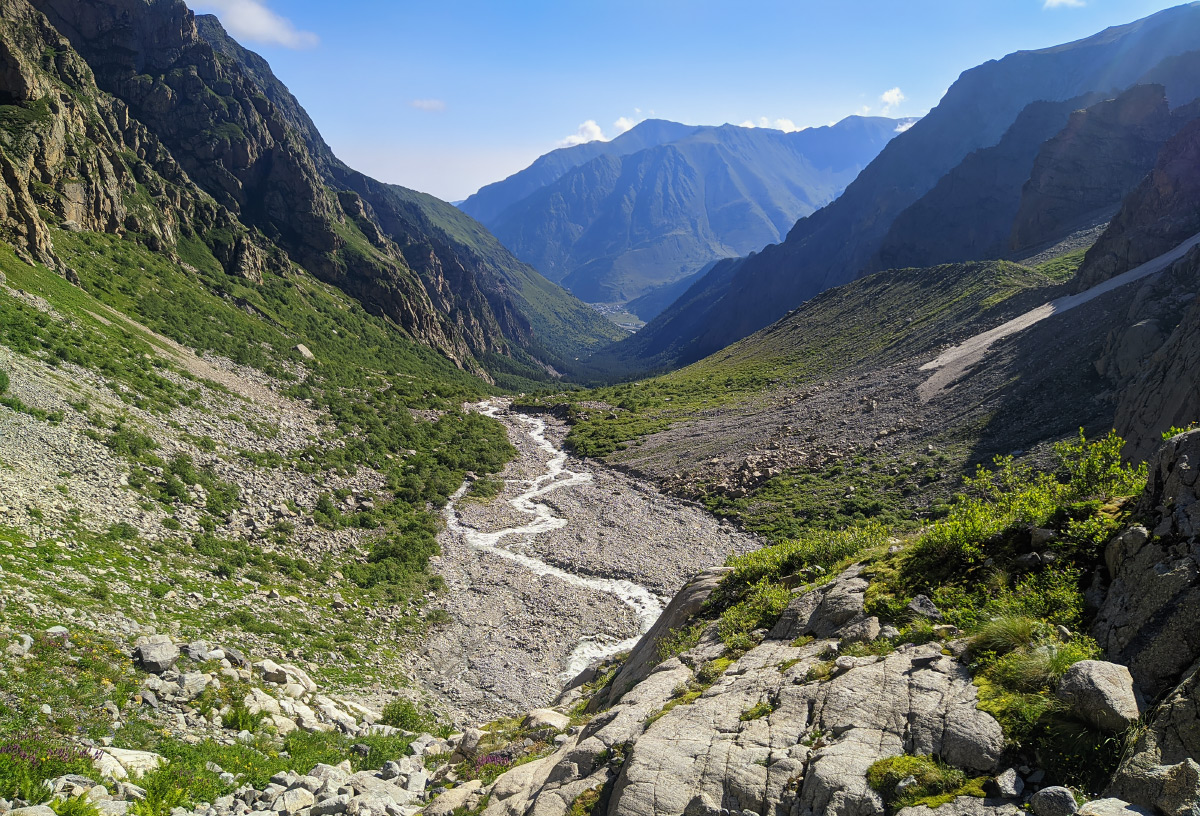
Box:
443, 402, 664, 679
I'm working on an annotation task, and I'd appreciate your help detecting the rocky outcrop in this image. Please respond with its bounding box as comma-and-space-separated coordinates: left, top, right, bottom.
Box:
0, 0, 259, 275
1088, 430, 1200, 816
1110, 276, 1200, 461
1107, 659, 1200, 816
1076, 114, 1200, 291
579, 567, 730, 711
1094, 429, 1200, 698
482, 571, 1004, 816
1010, 85, 1180, 254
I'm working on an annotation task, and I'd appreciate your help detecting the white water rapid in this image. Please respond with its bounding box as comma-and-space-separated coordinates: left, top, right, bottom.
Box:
443, 401, 665, 680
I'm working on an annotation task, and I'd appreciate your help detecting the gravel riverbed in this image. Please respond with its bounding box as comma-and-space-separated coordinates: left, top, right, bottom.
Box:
408, 400, 760, 723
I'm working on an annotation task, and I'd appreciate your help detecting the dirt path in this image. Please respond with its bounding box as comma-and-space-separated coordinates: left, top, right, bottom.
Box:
918, 231, 1200, 401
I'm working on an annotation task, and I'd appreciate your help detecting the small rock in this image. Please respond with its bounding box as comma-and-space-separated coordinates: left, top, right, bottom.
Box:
311, 795, 350, 816
1031, 787, 1079, 816
907, 595, 943, 621
1030, 528, 1056, 546
1013, 553, 1042, 570
987, 768, 1023, 799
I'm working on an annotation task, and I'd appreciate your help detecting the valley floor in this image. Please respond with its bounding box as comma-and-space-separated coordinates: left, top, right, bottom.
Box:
412, 402, 757, 723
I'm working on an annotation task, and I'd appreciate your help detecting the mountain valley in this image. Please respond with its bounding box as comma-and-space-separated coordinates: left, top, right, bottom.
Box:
1, 4, 1199, 816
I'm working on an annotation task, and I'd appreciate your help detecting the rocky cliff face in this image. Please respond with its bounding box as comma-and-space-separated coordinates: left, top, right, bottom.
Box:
1076, 115, 1200, 293
1010, 85, 1181, 254
1, 0, 619, 380
873, 95, 1100, 270
1096, 430, 1200, 814
1093, 242, 1200, 462
0, 0, 268, 278
27, 0, 485, 365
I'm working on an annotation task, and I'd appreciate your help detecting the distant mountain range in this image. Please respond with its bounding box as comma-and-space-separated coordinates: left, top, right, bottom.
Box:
592, 2, 1200, 373
460, 117, 913, 311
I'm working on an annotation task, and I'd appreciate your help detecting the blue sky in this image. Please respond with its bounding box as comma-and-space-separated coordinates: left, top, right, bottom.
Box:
191, 0, 1190, 201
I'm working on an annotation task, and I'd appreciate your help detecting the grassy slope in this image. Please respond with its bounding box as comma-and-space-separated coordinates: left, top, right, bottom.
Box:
522, 258, 1081, 540
0, 227, 514, 660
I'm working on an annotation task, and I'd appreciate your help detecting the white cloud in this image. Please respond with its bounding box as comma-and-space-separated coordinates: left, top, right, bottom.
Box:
895, 120, 916, 133
1044, 0, 1085, 7
739, 117, 802, 132
880, 87, 906, 114
192, 0, 318, 49
558, 120, 607, 147
410, 99, 446, 112
613, 116, 638, 135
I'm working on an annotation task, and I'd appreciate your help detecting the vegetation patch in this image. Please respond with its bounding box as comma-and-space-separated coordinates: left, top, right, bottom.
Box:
866, 754, 986, 812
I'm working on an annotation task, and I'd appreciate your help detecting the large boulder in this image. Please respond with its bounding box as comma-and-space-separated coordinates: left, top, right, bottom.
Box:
133, 637, 178, 674
424, 780, 483, 816
1056, 660, 1141, 733
767, 565, 879, 640
522, 709, 570, 732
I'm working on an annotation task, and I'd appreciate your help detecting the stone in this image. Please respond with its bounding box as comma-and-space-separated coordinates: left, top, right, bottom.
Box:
1057, 660, 1140, 732
311, 796, 350, 816
184, 641, 211, 662
255, 660, 288, 684
897, 799, 1022, 816
294, 344, 315, 361
840, 616, 881, 644
1078, 799, 1155, 816
10, 807, 58, 816
521, 709, 570, 732
988, 768, 1023, 799
222, 646, 251, 668
1032, 787, 1080, 816
1013, 553, 1043, 570
275, 788, 314, 816
422, 781, 482, 816
1030, 528, 1056, 546
134, 641, 179, 674
907, 594, 943, 621
94, 748, 164, 781
458, 729, 486, 756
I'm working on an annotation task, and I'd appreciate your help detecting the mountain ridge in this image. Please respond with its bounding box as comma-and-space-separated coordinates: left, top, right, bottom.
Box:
463, 116, 912, 305
606, 1, 1200, 373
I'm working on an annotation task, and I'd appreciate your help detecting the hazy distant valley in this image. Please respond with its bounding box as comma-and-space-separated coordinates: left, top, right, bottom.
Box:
1, 4, 1200, 816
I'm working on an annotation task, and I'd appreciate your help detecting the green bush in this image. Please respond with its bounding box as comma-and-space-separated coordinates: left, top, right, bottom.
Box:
380, 699, 428, 731
716, 579, 791, 653
0, 370, 8, 394
51, 796, 101, 816
725, 522, 887, 590
0, 737, 96, 802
